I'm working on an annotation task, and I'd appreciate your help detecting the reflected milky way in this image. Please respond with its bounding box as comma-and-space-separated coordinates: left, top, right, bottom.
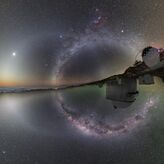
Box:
56, 90, 159, 138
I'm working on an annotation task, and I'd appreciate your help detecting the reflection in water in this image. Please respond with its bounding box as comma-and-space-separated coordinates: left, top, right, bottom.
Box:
56, 86, 158, 137
0, 85, 160, 138
0, 92, 66, 137
0, 84, 163, 163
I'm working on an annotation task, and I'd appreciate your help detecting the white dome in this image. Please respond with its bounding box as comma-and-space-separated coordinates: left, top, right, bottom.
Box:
142, 47, 160, 68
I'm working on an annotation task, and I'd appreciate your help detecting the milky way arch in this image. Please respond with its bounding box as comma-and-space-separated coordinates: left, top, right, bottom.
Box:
56, 91, 158, 138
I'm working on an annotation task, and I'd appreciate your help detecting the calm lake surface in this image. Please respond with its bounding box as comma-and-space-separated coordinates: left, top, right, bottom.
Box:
0, 85, 163, 164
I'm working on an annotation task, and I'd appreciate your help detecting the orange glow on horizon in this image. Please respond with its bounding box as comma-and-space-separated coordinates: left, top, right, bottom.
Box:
0, 80, 53, 88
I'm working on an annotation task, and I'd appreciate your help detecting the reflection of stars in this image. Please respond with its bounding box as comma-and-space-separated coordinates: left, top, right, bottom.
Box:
57, 93, 158, 138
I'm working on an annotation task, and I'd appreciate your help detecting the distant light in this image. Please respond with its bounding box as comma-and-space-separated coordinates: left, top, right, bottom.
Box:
59, 34, 63, 39
12, 52, 16, 56
121, 30, 124, 33
95, 8, 99, 12
98, 16, 102, 20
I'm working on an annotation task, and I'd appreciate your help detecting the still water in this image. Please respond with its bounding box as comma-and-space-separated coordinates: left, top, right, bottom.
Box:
0, 85, 163, 164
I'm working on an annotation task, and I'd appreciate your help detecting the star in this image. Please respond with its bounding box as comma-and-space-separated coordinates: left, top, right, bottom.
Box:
59, 34, 63, 39
12, 52, 16, 57
95, 8, 99, 12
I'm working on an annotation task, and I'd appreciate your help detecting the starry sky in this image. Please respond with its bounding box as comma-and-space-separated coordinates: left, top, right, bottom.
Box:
0, 0, 164, 87
1, 1, 164, 163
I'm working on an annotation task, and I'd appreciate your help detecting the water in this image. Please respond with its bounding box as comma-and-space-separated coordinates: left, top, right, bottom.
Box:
0, 85, 163, 164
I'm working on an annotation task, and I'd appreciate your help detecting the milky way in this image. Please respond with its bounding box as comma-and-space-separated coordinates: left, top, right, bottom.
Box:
50, 20, 158, 138
56, 91, 159, 138
51, 24, 155, 139
53, 29, 147, 84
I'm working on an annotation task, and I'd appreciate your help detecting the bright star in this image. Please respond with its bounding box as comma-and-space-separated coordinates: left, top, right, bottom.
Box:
59, 34, 63, 39
12, 52, 16, 56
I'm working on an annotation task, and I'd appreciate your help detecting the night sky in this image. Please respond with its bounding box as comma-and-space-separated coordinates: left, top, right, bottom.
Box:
0, 0, 164, 87
0, 1, 164, 164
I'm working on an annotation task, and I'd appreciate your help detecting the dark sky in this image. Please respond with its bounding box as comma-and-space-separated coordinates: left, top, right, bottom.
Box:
0, 0, 164, 86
